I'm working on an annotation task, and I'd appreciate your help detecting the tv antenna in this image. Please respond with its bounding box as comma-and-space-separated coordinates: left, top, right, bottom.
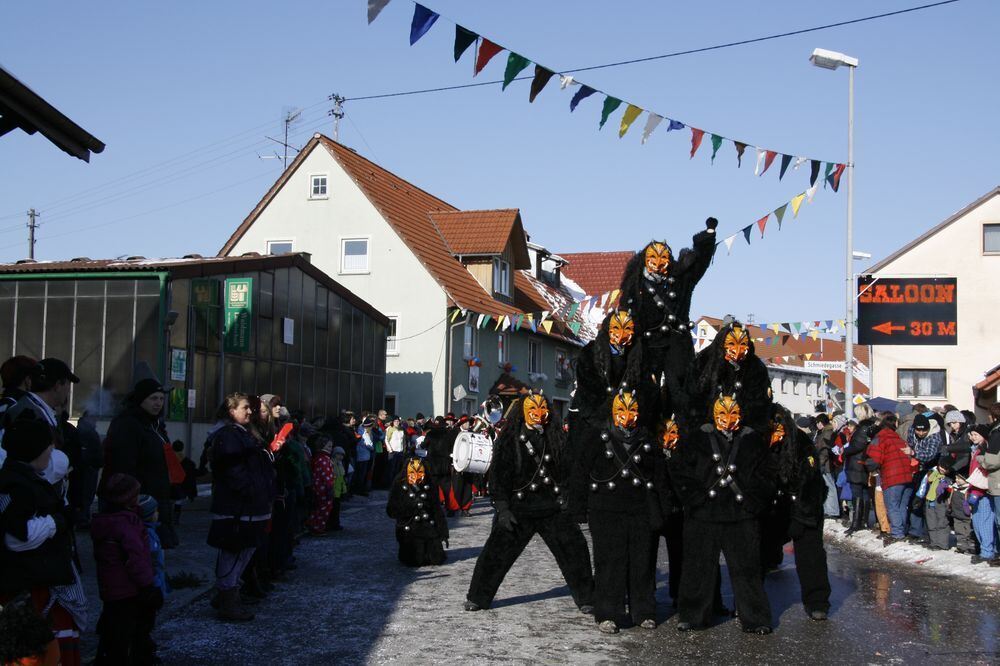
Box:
258, 108, 302, 167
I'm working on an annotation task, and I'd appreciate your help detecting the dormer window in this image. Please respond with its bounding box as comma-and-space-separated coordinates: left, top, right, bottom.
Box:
493, 258, 511, 296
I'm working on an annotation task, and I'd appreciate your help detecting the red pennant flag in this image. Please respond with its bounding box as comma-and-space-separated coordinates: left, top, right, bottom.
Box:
830, 163, 846, 192
474, 39, 504, 76
689, 128, 705, 159
760, 150, 777, 176
756, 214, 769, 238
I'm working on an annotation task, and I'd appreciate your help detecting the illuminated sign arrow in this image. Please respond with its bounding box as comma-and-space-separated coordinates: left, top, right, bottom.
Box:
872, 321, 906, 336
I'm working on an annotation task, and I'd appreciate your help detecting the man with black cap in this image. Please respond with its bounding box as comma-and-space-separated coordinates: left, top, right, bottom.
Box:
7, 358, 79, 434
102, 378, 178, 547
0, 356, 44, 434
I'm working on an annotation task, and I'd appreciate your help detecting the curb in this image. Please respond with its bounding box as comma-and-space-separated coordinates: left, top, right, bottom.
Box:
823, 521, 1000, 586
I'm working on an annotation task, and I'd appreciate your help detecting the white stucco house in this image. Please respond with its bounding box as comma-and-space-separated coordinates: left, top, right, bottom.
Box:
865, 186, 1000, 418
219, 134, 588, 417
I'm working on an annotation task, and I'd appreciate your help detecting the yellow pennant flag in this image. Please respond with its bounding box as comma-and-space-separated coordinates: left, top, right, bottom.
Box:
790, 193, 806, 218
809, 329, 820, 340
771, 323, 781, 334
609, 289, 621, 308
619, 105, 643, 138
541, 320, 554, 334
494, 316, 504, 331
450, 308, 463, 323
805, 353, 813, 360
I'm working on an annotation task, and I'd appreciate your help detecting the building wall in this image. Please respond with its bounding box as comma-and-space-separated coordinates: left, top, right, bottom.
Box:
769, 367, 826, 417
227, 145, 448, 417
446, 319, 576, 418
869, 193, 1000, 418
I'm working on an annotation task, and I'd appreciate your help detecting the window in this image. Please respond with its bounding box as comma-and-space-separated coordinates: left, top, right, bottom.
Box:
386, 316, 399, 355
898, 369, 947, 399
528, 340, 542, 374
310, 174, 328, 199
497, 332, 510, 366
985, 223, 1000, 253
267, 240, 293, 255
463, 322, 478, 359
341, 238, 369, 273
555, 347, 571, 381
384, 393, 397, 415
462, 398, 477, 416
493, 258, 511, 296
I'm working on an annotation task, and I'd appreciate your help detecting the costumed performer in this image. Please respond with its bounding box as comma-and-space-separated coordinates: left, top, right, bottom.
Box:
386, 457, 449, 567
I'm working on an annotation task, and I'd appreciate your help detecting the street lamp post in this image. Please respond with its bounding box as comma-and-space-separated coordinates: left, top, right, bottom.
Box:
810, 48, 859, 418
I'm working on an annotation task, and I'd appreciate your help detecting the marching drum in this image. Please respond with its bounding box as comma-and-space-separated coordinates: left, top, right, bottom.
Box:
451, 431, 494, 474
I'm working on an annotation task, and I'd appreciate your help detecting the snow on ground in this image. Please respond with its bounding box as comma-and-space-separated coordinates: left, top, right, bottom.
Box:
823, 521, 1000, 586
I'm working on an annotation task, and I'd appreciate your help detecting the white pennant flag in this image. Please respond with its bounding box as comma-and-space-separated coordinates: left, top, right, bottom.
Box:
502, 315, 511, 331
559, 75, 575, 90
723, 236, 736, 255
754, 148, 766, 176
367, 0, 391, 23
806, 184, 818, 203
793, 156, 808, 170
599, 291, 609, 310
640, 114, 663, 144
476, 313, 485, 329
540, 310, 550, 322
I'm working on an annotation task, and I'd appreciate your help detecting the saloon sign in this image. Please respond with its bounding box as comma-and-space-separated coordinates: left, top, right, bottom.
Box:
857, 276, 957, 345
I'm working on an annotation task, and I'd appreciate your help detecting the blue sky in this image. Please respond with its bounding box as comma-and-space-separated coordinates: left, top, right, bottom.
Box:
0, 0, 995, 325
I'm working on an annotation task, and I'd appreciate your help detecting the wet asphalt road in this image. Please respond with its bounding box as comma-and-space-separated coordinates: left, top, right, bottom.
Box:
149, 492, 1000, 665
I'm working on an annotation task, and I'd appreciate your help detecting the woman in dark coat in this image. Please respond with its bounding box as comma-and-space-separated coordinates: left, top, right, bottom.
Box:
102, 378, 177, 547
843, 405, 878, 535
206, 393, 276, 622
386, 456, 448, 567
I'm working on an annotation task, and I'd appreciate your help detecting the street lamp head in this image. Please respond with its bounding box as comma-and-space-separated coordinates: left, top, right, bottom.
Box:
810, 48, 859, 70
852, 250, 872, 261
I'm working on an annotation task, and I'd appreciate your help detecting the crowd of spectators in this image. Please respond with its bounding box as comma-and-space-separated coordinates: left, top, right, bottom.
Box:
798, 401, 1000, 565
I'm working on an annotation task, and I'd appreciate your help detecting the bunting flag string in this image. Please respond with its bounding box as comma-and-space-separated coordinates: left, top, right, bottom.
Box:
714, 186, 822, 258
375, 1, 845, 188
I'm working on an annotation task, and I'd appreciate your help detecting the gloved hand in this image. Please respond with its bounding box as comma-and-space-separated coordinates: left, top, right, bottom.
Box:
496, 509, 518, 532
705, 217, 719, 231
138, 585, 164, 611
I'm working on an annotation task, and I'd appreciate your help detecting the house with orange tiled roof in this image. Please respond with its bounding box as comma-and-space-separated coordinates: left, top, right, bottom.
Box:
219, 133, 584, 417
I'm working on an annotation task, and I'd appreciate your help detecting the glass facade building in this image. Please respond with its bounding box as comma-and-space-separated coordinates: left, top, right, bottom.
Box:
0, 254, 388, 423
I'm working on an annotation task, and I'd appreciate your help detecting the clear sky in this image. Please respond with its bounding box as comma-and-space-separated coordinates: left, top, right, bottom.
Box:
0, 0, 995, 326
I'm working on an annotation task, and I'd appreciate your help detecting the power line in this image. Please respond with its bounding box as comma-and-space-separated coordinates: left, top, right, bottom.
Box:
346, 0, 961, 102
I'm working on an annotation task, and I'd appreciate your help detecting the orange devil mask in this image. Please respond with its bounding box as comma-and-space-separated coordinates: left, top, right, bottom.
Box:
523, 394, 550, 430
723, 326, 750, 364
713, 395, 742, 433
406, 458, 426, 485
608, 310, 635, 351
660, 419, 680, 451
643, 242, 672, 276
612, 391, 639, 430
769, 420, 786, 448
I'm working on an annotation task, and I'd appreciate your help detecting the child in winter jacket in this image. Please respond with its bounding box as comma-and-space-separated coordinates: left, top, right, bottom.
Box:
138, 494, 171, 597
917, 465, 952, 550
327, 446, 349, 531
91, 474, 164, 665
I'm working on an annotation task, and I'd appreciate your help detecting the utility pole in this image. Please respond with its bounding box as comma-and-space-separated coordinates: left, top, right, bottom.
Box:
27, 208, 39, 259
746, 313, 755, 326
328, 94, 345, 141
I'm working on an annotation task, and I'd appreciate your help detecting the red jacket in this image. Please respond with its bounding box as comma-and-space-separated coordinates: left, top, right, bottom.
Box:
866, 427, 915, 489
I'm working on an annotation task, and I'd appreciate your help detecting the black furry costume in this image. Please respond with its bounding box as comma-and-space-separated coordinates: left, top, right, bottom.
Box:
669, 423, 778, 631
618, 220, 717, 400
760, 406, 831, 616
570, 418, 663, 627
386, 460, 449, 567
422, 424, 454, 507
686, 320, 771, 433
466, 403, 594, 611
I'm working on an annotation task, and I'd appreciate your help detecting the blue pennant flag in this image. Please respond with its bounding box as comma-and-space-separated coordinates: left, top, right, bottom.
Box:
666, 119, 686, 131
409, 4, 440, 45
570, 85, 597, 112
742, 226, 752, 245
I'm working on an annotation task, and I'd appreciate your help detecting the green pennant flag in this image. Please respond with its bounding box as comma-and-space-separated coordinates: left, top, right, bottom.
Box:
823, 162, 834, 189
599, 96, 622, 129
481, 315, 492, 329
568, 321, 582, 336
566, 302, 580, 320
454, 25, 478, 62
774, 204, 788, 228
503, 53, 531, 90
710, 134, 724, 163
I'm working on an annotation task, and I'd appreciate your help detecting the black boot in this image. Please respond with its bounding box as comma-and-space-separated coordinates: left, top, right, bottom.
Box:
845, 498, 862, 535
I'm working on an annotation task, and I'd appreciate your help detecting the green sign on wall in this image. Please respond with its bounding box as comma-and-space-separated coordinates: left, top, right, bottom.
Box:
224, 277, 253, 353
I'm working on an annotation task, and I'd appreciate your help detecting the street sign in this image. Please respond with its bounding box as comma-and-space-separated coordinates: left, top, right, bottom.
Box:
804, 360, 847, 371
224, 278, 253, 353
857, 276, 957, 345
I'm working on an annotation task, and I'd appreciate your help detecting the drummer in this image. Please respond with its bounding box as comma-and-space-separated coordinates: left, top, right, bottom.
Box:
449, 415, 478, 516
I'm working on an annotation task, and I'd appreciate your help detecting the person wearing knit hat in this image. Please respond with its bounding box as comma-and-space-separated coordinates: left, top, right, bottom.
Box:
102, 376, 178, 548
137, 494, 170, 601
1, 417, 54, 469
138, 494, 159, 523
